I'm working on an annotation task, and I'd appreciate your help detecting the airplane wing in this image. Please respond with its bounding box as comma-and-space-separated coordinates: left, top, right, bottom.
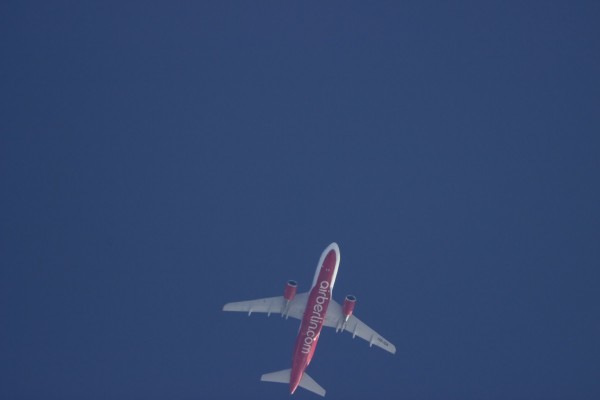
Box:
324, 300, 396, 354
223, 292, 309, 320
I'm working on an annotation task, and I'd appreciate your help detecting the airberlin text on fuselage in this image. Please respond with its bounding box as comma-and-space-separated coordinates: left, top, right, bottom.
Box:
301, 280, 330, 354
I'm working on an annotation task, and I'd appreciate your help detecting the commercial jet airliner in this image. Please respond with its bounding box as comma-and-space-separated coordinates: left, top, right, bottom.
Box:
223, 242, 396, 397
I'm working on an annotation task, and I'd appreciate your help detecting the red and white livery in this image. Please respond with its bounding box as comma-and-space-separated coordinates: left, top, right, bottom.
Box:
223, 242, 396, 397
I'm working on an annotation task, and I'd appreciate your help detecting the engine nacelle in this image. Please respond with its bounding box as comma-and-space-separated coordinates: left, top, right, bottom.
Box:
281, 280, 298, 318
342, 295, 356, 321
283, 280, 298, 301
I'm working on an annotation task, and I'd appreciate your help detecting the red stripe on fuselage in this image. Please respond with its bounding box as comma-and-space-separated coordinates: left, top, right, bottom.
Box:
289, 246, 339, 394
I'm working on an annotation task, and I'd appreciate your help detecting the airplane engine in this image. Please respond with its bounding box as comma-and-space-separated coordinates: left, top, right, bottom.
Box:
342, 295, 356, 321
281, 280, 297, 318
284, 280, 298, 301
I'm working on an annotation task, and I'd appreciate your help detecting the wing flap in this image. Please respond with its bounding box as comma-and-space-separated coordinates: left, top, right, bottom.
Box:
223, 292, 308, 320
324, 300, 396, 354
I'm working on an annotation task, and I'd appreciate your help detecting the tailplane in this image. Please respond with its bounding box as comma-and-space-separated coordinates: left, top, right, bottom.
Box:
261, 368, 326, 397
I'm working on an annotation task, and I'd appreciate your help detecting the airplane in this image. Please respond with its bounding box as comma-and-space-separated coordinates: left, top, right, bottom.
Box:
223, 242, 396, 397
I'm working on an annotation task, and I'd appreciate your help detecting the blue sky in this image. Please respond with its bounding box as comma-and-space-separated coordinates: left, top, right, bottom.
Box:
1, 1, 599, 399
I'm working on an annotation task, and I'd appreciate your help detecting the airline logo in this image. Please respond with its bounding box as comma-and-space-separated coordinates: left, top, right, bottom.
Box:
301, 280, 330, 354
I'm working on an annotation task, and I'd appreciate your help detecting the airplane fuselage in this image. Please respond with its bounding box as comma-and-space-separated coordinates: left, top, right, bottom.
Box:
289, 243, 340, 394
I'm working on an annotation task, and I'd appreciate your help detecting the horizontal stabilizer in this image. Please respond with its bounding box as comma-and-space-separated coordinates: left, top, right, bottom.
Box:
260, 368, 326, 397
300, 371, 326, 397
260, 368, 291, 384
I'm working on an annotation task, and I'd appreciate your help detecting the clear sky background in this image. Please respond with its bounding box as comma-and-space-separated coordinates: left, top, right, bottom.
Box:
1, 1, 599, 399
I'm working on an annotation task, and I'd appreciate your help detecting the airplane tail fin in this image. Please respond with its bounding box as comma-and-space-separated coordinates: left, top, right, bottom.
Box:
261, 368, 326, 397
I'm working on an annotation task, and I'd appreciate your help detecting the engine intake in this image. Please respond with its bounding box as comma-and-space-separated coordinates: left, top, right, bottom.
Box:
342, 295, 357, 321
